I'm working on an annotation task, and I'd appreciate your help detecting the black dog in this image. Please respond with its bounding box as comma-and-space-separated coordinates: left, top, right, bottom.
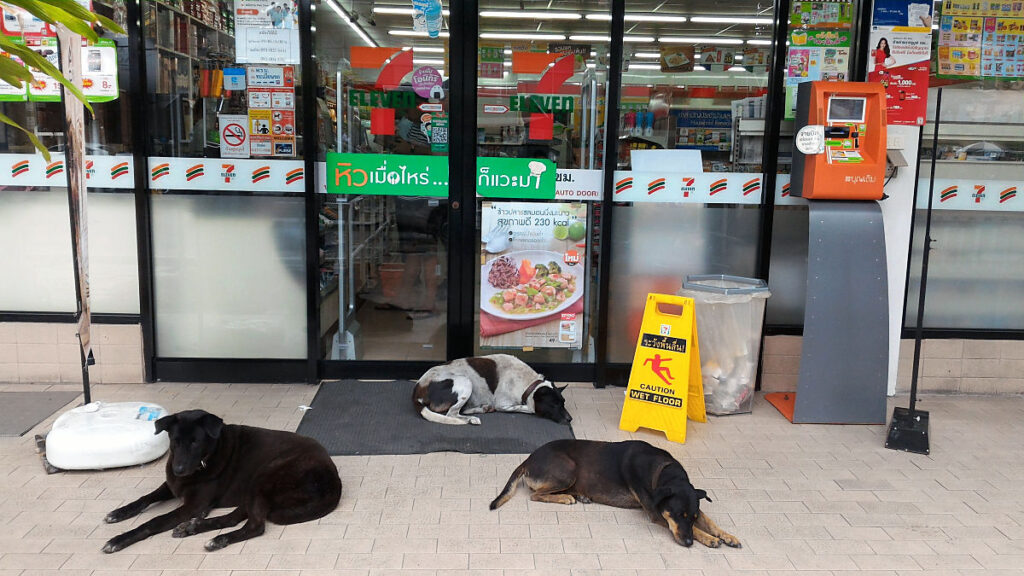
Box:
102, 410, 342, 553
490, 439, 740, 548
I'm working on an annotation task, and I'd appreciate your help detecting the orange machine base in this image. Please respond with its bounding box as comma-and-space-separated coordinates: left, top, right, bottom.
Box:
765, 392, 797, 423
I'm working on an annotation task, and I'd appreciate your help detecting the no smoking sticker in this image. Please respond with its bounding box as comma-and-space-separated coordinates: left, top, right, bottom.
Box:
219, 114, 250, 159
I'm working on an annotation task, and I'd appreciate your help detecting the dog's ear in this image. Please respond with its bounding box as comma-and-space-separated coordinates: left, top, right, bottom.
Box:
154, 414, 177, 436
555, 384, 568, 393
199, 413, 224, 440
695, 488, 712, 503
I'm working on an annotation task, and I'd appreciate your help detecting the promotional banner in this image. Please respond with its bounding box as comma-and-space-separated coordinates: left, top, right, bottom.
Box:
938, 1, 1024, 79
673, 109, 732, 151
867, 27, 931, 125
785, 29, 852, 84
148, 157, 305, 193
58, 26, 92, 401
480, 201, 587, 349
477, 157, 556, 199
326, 153, 449, 197
234, 0, 299, 64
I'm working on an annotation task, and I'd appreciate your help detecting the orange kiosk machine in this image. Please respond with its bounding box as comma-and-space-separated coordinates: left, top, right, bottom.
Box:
766, 81, 890, 424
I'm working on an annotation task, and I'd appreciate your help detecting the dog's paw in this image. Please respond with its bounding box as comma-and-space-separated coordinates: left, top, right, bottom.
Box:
104, 508, 131, 524
172, 519, 199, 538
205, 535, 230, 551
720, 534, 742, 548
468, 416, 481, 425
101, 537, 126, 554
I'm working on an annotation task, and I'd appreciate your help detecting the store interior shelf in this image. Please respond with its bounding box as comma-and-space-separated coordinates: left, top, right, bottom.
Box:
923, 122, 1024, 141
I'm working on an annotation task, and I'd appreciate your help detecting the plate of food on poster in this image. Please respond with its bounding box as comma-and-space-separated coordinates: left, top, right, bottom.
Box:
482, 250, 583, 321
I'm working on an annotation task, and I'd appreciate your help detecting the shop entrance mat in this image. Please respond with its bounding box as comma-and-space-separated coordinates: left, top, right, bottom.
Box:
296, 380, 574, 455
0, 391, 80, 436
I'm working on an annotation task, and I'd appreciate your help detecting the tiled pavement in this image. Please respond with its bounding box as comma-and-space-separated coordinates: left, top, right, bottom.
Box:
1, 381, 1023, 575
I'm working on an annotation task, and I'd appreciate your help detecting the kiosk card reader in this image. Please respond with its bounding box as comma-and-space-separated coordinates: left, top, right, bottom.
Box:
791, 81, 887, 201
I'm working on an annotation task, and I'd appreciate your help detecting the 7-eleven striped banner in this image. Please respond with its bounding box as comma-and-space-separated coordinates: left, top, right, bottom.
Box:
0, 154, 134, 188
918, 179, 1024, 212
611, 171, 762, 204
146, 157, 305, 192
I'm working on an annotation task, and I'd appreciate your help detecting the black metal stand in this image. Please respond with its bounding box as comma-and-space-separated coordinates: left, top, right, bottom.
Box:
885, 89, 942, 455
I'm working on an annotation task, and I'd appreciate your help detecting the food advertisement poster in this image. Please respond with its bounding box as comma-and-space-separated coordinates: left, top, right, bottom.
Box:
659, 45, 695, 72
867, 27, 932, 125
480, 202, 587, 350
938, 1, 1024, 79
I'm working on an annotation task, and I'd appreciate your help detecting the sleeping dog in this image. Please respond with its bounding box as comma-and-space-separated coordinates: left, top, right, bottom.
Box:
412, 354, 572, 425
101, 410, 341, 553
490, 439, 740, 549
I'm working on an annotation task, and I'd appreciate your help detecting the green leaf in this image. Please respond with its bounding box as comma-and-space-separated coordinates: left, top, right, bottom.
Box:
1, 0, 100, 42
94, 13, 126, 35
0, 56, 32, 87
2, 41, 93, 114
0, 110, 48, 161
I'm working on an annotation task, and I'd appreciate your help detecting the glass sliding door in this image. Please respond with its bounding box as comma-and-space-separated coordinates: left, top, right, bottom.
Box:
315, 0, 450, 362
604, 2, 778, 366
473, 2, 611, 364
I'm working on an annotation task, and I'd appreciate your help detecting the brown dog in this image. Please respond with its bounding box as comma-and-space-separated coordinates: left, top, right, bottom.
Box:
490, 439, 740, 548
102, 410, 341, 552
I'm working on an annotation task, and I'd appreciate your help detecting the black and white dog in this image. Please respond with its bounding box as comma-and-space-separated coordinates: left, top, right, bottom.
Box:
412, 354, 572, 425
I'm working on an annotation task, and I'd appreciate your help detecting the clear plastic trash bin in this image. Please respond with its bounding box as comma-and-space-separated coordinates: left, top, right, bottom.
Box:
679, 275, 771, 415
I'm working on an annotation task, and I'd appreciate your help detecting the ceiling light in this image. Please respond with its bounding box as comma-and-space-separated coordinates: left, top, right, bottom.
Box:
746, 39, 773, 45
694, 65, 706, 71
570, 35, 610, 42
624, 36, 656, 43
734, 54, 744, 60
390, 29, 450, 37
480, 11, 582, 20
633, 52, 661, 59
480, 32, 566, 40
327, 0, 377, 47
628, 64, 662, 70
404, 46, 445, 53
728, 65, 747, 72
585, 14, 688, 22
659, 36, 744, 45
374, 6, 450, 16
413, 58, 445, 66
690, 16, 773, 25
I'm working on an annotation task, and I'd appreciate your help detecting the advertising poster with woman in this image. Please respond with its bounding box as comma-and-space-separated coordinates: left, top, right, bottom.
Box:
869, 0, 933, 125
479, 202, 587, 350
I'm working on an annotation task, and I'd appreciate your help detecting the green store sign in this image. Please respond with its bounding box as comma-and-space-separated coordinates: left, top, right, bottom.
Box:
508, 94, 575, 113
348, 90, 416, 108
325, 153, 556, 200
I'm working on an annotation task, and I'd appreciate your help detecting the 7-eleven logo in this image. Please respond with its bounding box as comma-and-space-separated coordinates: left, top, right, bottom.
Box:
972, 184, 985, 203
85, 160, 94, 180
681, 177, 695, 198
285, 168, 303, 185
151, 163, 170, 181
781, 182, 791, 197
647, 177, 666, 195
742, 178, 761, 196
999, 186, 1016, 204
185, 163, 204, 182
45, 160, 64, 179
110, 162, 130, 180
615, 177, 633, 194
221, 164, 236, 183
252, 165, 271, 183
11, 160, 29, 177
939, 185, 957, 202
709, 178, 728, 195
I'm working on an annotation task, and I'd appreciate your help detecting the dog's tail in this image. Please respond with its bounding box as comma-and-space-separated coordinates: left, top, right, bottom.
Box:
489, 461, 528, 510
419, 406, 470, 425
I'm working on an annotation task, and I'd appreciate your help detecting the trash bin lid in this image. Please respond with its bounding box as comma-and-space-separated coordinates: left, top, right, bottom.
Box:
683, 274, 770, 295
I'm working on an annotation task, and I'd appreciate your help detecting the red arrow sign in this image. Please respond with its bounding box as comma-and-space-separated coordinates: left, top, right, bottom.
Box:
418, 103, 444, 112
483, 104, 509, 114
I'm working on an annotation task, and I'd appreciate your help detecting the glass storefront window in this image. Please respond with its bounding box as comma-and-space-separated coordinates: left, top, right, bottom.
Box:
0, 0, 138, 314
315, 0, 450, 361
473, 2, 610, 362
605, 2, 776, 362
145, 0, 306, 358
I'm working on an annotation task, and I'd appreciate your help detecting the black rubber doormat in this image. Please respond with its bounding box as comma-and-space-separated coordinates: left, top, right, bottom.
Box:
296, 380, 574, 455
0, 391, 80, 436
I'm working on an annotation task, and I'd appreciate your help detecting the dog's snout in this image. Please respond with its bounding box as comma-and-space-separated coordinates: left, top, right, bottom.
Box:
683, 537, 694, 547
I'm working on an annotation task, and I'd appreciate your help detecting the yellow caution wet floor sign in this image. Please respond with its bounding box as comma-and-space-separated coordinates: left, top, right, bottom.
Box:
619, 293, 706, 443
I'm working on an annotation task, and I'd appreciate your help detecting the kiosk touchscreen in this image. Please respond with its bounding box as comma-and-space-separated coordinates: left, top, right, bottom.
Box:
791, 81, 887, 201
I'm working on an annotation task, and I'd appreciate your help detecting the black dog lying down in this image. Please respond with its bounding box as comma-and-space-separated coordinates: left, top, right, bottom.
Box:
102, 410, 341, 553
490, 439, 740, 549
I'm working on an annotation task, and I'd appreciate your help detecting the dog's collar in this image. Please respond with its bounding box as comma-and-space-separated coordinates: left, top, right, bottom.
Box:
521, 379, 548, 405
